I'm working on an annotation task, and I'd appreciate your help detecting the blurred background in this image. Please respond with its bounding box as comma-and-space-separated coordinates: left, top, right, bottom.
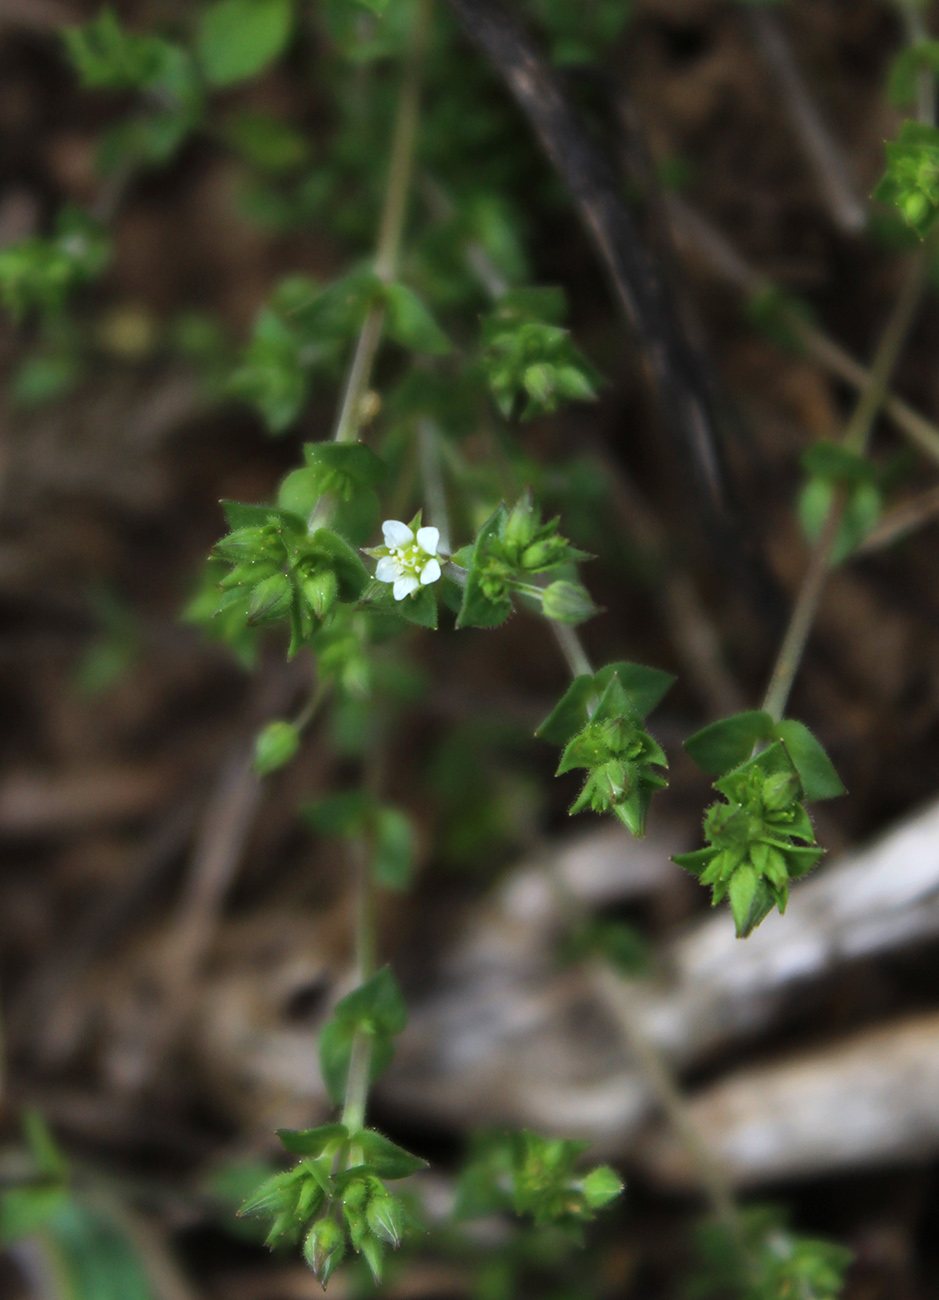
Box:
2, 0, 939, 1296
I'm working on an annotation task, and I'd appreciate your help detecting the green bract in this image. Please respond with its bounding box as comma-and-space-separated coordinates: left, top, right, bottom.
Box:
674, 742, 824, 938
554, 675, 668, 837
211, 501, 368, 658
874, 120, 939, 237
457, 1130, 622, 1234
481, 287, 598, 419
238, 1120, 425, 1288
456, 494, 592, 628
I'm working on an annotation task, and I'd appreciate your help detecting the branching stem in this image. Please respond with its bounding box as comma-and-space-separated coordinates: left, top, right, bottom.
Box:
761, 248, 928, 723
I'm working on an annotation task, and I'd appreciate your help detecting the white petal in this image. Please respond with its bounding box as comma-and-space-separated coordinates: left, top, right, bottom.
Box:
419, 557, 441, 585
416, 525, 440, 556
393, 575, 420, 600
382, 520, 413, 547
375, 556, 400, 582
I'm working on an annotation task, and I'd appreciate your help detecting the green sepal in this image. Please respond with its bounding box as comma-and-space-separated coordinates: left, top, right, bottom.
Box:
684, 710, 775, 775
238, 1169, 302, 1219
671, 847, 717, 877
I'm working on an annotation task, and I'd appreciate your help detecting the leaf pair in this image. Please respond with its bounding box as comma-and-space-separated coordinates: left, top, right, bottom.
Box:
317, 968, 408, 1106
304, 791, 417, 891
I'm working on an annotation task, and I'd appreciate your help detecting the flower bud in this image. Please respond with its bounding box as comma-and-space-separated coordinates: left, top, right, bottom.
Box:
303, 1217, 345, 1288
247, 571, 292, 624
366, 1193, 406, 1248
253, 720, 300, 776
541, 580, 596, 626
301, 568, 339, 619
761, 770, 799, 812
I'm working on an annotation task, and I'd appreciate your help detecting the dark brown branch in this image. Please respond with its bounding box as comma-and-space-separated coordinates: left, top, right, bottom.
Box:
443, 0, 774, 606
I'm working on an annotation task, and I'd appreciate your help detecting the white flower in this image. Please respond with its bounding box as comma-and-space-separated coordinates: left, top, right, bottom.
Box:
370, 520, 442, 600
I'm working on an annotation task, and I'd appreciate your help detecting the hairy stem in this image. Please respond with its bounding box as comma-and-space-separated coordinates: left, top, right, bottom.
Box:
761, 249, 928, 723
332, 0, 433, 445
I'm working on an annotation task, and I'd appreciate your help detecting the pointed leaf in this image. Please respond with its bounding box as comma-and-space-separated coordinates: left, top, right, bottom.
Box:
535, 675, 595, 744
276, 1123, 348, 1157
772, 719, 846, 801
594, 662, 675, 717
354, 1131, 427, 1180
684, 711, 775, 775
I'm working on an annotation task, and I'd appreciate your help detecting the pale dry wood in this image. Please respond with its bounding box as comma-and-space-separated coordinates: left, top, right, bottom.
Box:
640, 1012, 939, 1187
0, 764, 174, 836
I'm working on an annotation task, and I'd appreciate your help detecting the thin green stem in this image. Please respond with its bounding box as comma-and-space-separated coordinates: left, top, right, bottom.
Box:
546, 622, 746, 1242
332, 0, 433, 445
761, 248, 929, 723
551, 621, 594, 680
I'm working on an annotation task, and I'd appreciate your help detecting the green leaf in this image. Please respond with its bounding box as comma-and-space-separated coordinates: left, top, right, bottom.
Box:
334, 967, 407, 1037
353, 1131, 427, 1180
396, 584, 438, 629
253, 720, 300, 775
0, 1185, 69, 1245
772, 720, 846, 801
383, 283, 452, 355
594, 662, 675, 717
728, 864, 759, 938
318, 1019, 394, 1106
303, 789, 372, 837
303, 442, 388, 489
197, 0, 294, 86
801, 440, 879, 485
276, 1123, 347, 1157
373, 807, 416, 891
684, 711, 775, 775
535, 675, 595, 744
221, 500, 305, 532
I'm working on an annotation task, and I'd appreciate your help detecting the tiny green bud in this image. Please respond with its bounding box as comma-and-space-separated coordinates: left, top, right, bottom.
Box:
762, 770, 799, 812
523, 362, 555, 406
366, 1193, 406, 1248
541, 580, 596, 625
903, 190, 929, 227
247, 571, 292, 624
254, 720, 301, 776
582, 1165, 624, 1209
303, 1217, 345, 1288
302, 567, 339, 619
520, 537, 563, 571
